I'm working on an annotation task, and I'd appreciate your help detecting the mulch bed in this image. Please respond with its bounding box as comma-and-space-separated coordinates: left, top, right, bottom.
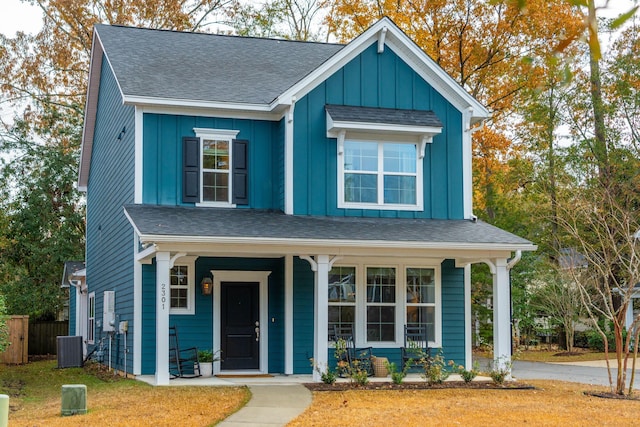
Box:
305, 381, 536, 391
584, 391, 640, 401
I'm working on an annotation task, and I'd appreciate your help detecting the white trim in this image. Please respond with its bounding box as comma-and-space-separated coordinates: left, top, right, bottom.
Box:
377, 26, 388, 53
134, 106, 143, 203
88, 292, 96, 345
124, 95, 274, 113
194, 128, 240, 206
462, 108, 473, 219
133, 234, 142, 375
337, 138, 424, 211
329, 259, 442, 349
285, 255, 294, 374
327, 120, 443, 138
285, 101, 295, 215
464, 264, 472, 369
169, 256, 197, 315
212, 270, 271, 374
275, 18, 489, 123
138, 234, 536, 253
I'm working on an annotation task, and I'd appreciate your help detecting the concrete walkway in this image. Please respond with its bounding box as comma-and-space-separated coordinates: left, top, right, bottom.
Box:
217, 384, 311, 427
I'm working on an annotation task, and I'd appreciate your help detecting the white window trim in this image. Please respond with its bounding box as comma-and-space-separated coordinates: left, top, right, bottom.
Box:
88, 292, 95, 345
193, 128, 239, 208
337, 136, 424, 211
169, 256, 197, 315
329, 259, 442, 349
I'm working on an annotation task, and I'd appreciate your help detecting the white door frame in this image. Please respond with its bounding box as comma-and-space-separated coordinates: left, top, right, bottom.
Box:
212, 270, 271, 374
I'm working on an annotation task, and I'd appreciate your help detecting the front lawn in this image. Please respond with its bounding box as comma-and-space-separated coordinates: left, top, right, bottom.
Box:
289, 380, 640, 426
1, 360, 249, 427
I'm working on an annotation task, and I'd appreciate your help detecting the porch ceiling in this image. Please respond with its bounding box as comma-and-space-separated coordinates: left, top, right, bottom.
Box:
124, 205, 536, 259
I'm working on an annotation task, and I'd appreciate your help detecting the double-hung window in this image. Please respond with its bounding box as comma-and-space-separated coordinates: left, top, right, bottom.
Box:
327, 263, 441, 348
406, 268, 436, 342
328, 266, 356, 336
193, 128, 240, 206
343, 141, 419, 208
88, 292, 95, 344
366, 267, 396, 342
169, 257, 196, 315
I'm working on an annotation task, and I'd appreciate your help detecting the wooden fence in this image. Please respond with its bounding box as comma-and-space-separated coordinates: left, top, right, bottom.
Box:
29, 320, 69, 356
0, 315, 29, 364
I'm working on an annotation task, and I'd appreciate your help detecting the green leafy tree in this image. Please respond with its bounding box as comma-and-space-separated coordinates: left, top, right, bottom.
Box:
0, 111, 85, 319
0, 294, 9, 353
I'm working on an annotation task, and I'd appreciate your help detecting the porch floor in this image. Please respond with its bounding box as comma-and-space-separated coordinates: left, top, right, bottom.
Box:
135, 373, 488, 386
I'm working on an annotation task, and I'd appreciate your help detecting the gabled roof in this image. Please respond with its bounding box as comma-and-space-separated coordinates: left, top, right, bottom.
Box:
124, 205, 535, 251
94, 24, 344, 105
80, 17, 490, 189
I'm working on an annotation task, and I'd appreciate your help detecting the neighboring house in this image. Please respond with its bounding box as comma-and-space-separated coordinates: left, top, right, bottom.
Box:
76, 17, 535, 384
61, 261, 87, 356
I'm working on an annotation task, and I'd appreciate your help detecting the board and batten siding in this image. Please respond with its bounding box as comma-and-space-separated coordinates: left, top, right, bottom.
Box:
441, 259, 465, 365
85, 56, 136, 373
141, 257, 285, 375
293, 43, 464, 219
142, 113, 282, 209
68, 288, 76, 335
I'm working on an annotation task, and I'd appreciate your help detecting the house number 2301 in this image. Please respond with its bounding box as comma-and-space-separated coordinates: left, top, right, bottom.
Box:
161, 283, 167, 310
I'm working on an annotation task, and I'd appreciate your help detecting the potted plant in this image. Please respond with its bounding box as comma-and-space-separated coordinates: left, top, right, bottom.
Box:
198, 349, 220, 377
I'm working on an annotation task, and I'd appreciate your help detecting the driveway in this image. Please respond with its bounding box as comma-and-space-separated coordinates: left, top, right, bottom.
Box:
476, 357, 639, 387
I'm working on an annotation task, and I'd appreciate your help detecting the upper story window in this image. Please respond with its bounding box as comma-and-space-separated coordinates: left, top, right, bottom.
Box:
342, 140, 419, 208
326, 105, 442, 212
195, 129, 239, 206
183, 129, 248, 206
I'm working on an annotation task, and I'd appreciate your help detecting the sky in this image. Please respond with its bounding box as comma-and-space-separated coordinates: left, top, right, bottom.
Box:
0, 0, 638, 37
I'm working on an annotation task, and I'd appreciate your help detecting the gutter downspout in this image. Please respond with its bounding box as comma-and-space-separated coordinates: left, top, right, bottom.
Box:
285, 97, 296, 215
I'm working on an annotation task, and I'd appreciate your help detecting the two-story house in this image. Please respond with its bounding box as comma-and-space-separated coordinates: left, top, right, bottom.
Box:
76, 17, 535, 385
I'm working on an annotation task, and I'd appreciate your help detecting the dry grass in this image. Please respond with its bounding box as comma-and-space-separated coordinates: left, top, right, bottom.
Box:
289, 380, 640, 427
515, 349, 608, 363
3, 360, 249, 427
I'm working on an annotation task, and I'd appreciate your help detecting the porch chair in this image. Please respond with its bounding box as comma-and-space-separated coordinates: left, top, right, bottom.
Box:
169, 325, 201, 378
401, 324, 431, 372
331, 324, 373, 377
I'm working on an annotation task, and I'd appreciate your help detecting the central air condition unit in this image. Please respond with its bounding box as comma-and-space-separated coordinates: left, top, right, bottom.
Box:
57, 336, 83, 368
103, 291, 115, 332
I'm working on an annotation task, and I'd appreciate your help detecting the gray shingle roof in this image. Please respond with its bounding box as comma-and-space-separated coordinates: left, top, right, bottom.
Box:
124, 205, 533, 248
95, 25, 344, 105
326, 105, 443, 128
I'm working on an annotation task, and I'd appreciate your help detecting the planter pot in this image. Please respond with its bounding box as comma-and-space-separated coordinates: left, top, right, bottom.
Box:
200, 362, 213, 377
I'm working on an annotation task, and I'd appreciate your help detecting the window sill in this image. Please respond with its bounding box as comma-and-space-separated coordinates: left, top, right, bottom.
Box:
339, 202, 423, 211
169, 308, 195, 315
195, 202, 236, 208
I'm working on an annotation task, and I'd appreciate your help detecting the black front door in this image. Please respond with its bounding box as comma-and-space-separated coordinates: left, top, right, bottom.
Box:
220, 282, 260, 370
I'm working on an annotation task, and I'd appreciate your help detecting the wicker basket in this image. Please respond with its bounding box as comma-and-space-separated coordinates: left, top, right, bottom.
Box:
372, 356, 389, 377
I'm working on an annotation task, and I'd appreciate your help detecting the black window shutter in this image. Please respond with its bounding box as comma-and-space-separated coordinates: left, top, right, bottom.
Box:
182, 136, 200, 203
232, 139, 249, 205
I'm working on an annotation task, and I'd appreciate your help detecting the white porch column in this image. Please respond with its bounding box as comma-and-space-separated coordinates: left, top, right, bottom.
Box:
313, 255, 330, 382
155, 252, 171, 385
492, 258, 511, 372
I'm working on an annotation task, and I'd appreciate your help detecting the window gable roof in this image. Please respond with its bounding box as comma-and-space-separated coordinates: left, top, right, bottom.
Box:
326, 105, 443, 128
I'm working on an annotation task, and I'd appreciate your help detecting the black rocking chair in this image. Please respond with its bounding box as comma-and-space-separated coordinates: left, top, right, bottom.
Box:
169, 325, 201, 378
332, 324, 373, 377
400, 324, 431, 371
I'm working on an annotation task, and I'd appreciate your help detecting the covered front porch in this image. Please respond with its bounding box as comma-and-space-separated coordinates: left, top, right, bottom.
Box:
125, 205, 536, 385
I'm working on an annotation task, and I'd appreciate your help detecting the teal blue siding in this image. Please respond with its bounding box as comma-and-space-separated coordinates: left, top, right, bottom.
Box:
142, 114, 281, 209
141, 257, 284, 375
441, 259, 465, 365
68, 289, 76, 335
293, 257, 314, 374
85, 55, 136, 373
293, 43, 465, 219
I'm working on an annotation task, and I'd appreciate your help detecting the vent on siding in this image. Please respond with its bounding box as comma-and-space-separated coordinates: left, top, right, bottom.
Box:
57, 336, 83, 368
